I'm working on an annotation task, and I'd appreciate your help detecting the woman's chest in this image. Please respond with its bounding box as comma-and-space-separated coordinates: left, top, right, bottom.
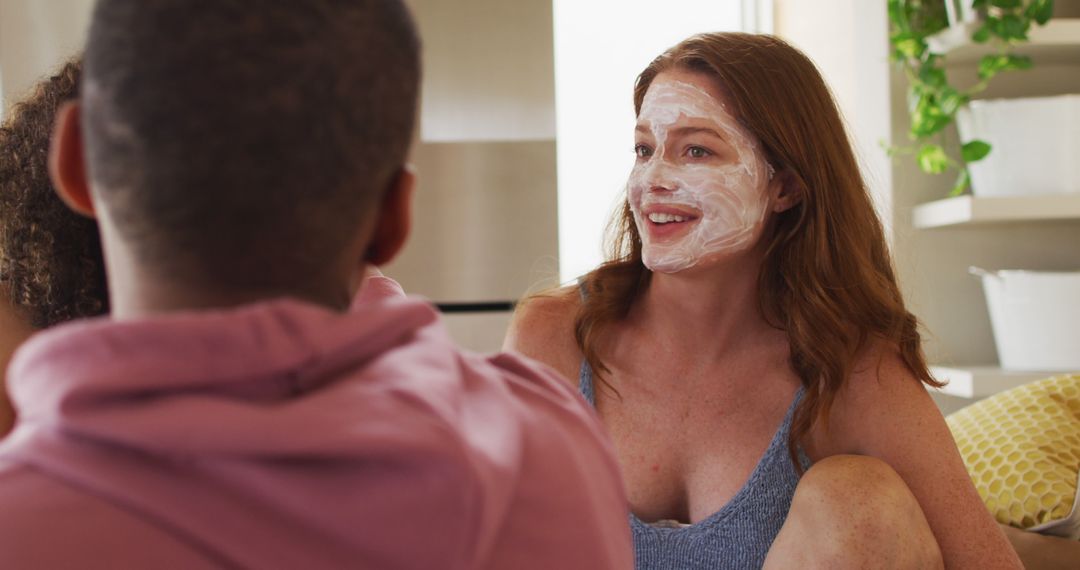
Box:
595, 358, 799, 524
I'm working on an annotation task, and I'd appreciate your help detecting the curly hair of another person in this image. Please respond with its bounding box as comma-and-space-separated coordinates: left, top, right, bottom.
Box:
0, 59, 108, 328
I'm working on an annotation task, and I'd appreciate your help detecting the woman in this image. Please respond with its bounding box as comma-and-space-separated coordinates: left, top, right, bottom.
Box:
506, 33, 1020, 568
0, 58, 108, 436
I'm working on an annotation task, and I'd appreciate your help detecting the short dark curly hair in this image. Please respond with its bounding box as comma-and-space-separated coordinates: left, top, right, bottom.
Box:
83, 0, 421, 292
0, 59, 108, 328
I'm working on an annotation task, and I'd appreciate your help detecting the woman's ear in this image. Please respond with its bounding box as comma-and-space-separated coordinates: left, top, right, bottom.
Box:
364, 165, 415, 266
48, 102, 96, 218
771, 170, 803, 214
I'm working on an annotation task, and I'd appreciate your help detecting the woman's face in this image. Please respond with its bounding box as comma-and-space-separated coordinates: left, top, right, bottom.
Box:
628, 69, 773, 274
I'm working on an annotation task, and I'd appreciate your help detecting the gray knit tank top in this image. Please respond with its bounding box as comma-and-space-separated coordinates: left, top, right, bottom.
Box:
580, 361, 811, 569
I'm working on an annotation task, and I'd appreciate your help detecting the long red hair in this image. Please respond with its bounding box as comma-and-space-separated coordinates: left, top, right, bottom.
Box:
575, 32, 940, 467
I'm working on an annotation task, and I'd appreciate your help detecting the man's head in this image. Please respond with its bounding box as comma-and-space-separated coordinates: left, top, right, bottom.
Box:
50, 0, 420, 310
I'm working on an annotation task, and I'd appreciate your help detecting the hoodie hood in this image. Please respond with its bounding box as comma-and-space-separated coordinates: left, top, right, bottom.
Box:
1, 290, 517, 569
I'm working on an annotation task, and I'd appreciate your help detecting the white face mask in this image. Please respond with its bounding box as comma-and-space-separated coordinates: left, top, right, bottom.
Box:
628, 76, 772, 274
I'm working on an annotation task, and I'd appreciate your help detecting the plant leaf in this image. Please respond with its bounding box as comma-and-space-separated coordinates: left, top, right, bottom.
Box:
1028, 0, 1055, 25
972, 0, 990, 8
962, 140, 992, 162
977, 53, 1033, 79
918, 144, 950, 174
950, 169, 971, 197
919, 64, 948, 88
983, 53, 1034, 77
987, 15, 1007, 39
892, 32, 926, 59
911, 97, 951, 137
990, 0, 1022, 8
1000, 14, 1030, 40
887, 0, 909, 32
972, 23, 992, 43
978, 54, 1001, 79
1007, 53, 1034, 70
939, 88, 967, 115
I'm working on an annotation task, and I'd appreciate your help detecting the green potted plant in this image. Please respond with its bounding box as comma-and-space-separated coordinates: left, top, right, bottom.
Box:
887, 0, 1055, 196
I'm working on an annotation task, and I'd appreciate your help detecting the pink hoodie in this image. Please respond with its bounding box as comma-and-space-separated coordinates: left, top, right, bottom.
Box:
0, 277, 632, 569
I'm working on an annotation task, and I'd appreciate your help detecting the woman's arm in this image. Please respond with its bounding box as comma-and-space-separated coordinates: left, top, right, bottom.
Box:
1001, 524, 1080, 570
821, 346, 1023, 569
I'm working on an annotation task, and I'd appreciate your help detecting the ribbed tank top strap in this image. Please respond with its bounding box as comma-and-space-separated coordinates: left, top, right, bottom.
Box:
576, 283, 598, 407
578, 360, 597, 407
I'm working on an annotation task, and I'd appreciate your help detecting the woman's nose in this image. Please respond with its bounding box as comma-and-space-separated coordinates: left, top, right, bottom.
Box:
641, 158, 677, 193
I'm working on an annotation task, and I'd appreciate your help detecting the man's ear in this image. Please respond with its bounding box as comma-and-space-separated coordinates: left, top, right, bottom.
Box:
771, 170, 804, 214
364, 165, 415, 266
48, 102, 96, 218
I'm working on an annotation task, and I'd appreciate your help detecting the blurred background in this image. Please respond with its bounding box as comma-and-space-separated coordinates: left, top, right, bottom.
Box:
2, 0, 1079, 414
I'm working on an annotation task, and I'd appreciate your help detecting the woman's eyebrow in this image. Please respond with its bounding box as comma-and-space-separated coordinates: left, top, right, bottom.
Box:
669, 126, 725, 139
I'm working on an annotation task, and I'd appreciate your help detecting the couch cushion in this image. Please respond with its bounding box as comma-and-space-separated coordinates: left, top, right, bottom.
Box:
947, 374, 1080, 539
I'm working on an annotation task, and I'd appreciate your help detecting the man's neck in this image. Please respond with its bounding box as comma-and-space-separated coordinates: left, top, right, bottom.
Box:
108, 277, 354, 320
99, 213, 357, 319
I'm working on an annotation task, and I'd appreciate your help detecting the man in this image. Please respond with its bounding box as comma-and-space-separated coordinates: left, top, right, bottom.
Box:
0, 1, 631, 568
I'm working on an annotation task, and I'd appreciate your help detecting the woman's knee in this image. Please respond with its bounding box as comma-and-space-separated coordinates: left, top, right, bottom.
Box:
795, 455, 914, 515
771, 455, 943, 569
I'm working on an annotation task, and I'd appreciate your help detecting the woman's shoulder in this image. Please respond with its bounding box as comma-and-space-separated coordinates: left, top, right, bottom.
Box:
814, 340, 939, 454
843, 341, 931, 407
502, 285, 582, 385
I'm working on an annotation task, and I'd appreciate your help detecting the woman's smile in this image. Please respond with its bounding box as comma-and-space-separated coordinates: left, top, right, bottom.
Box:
642, 204, 701, 240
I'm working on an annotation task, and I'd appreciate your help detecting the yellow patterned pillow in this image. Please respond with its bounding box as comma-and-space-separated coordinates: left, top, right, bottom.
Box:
947, 374, 1080, 539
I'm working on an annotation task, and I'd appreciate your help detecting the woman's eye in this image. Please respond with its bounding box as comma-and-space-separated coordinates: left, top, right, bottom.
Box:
686, 146, 711, 159
634, 144, 653, 158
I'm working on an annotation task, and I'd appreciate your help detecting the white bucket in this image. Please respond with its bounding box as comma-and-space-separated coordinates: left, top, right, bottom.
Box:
956, 95, 1080, 197
970, 267, 1080, 371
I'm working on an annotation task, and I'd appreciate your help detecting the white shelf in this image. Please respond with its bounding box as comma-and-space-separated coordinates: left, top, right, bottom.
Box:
912, 194, 1080, 228
929, 365, 1071, 399
928, 19, 1080, 65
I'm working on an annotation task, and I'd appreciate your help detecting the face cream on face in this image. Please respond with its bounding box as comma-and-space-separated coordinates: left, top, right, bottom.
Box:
627, 74, 771, 274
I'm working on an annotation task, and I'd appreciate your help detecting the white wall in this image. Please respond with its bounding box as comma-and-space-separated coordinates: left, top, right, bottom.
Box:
0, 0, 94, 118
773, 0, 894, 237
552, 0, 744, 283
